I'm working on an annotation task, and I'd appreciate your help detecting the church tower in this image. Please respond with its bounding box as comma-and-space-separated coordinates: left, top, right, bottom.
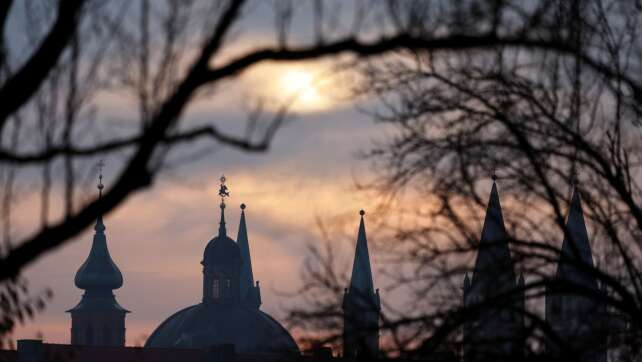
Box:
462, 177, 524, 361
343, 210, 380, 359
545, 186, 607, 362
202, 175, 242, 306
67, 168, 129, 346
237, 203, 261, 308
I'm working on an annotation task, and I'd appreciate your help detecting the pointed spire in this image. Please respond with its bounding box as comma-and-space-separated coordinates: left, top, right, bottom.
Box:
238, 203, 259, 307
74, 165, 123, 293
556, 185, 598, 289
471, 178, 516, 290
349, 210, 375, 294
218, 202, 227, 237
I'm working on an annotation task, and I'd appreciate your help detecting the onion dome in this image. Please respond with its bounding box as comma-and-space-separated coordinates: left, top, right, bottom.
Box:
73, 171, 123, 293
74, 215, 123, 291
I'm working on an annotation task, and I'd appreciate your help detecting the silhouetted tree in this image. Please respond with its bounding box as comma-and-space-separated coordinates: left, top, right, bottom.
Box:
0, 0, 640, 354
287, 1, 641, 360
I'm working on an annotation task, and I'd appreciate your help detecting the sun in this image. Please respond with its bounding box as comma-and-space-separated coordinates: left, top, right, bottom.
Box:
280, 69, 326, 110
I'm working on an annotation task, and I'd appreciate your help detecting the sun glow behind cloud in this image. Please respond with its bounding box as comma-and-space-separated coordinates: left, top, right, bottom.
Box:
240, 62, 351, 113
280, 69, 325, 109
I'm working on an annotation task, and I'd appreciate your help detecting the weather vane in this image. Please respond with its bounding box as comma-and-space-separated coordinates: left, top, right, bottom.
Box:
97, 160, 105, 198
218, 175, 230, 205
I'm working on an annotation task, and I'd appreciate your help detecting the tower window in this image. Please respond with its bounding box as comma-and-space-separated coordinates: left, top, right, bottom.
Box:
226, 279, 231, 288
213, 279, 220, 299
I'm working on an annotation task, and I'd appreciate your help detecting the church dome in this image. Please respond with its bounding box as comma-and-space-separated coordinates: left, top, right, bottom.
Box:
74, 216, 124, 291
203, 234, 240, 265
202, 199, 241, 266
146, 177, 297, 355
144, 304, 299, 354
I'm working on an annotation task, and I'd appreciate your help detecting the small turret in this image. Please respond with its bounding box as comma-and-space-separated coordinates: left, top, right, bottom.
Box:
67, 164, 128, 346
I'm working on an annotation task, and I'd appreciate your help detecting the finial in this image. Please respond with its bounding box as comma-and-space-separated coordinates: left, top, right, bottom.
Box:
217, 175, 229, 237
359, 209, 365, 216
241, 203, 246, 210
97, 160, 105, 198
218, 174, 230, 205
491, 166, 497, 182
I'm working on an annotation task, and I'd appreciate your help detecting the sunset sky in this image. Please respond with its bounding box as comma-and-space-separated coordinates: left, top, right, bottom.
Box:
9, 2, 400, 345
13, 73, 390, 345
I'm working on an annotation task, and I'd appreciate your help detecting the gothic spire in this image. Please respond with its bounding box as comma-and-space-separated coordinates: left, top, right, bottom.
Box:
349, 210, 375, 294
471, 178, 516, 290
74, 163, 123, 293
556, 185, 598, 288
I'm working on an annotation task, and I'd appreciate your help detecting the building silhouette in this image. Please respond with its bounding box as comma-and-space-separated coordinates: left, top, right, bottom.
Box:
66, 172, 129, 347
463, 178, 611, 361
5, 176, 615, 362
144, 176, 299, 353
343, 209, 380, 359
462, 178, 525, 361
544, 186, 608, 362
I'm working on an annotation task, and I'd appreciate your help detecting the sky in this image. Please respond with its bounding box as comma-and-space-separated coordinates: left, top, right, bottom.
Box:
8, 1, 401, 346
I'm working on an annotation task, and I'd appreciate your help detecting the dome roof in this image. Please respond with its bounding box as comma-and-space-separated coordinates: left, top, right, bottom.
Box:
203, 199, 241, 265
74, 216, 123, 291
203, 235, 240, 265
145, 303, 299, 355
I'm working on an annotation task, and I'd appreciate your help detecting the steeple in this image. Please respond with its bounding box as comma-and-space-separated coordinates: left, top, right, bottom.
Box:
73, 163, 123, 294
463, 176, 524, 362
556, 186, 597, 288
238, 203, 261, 308
348, 210, 375, 295
343, 210, 380, 359
544, 182, 607, 362
470, 177, 516, 289
68, 162, 128, 347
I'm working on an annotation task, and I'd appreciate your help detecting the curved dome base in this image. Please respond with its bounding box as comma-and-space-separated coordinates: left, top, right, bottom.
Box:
145, 303, 299, 355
